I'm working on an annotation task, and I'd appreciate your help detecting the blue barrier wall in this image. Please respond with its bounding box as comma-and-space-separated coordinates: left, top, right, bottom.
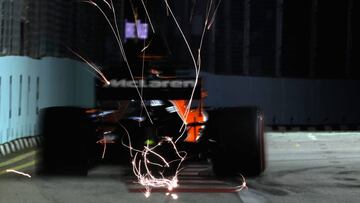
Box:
202, 72, 360, 125
1, 56, 359, 144
0, 56, 95, 144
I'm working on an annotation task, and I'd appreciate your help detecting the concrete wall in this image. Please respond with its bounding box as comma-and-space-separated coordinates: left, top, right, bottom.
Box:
0, 56, 95, 144
202, 72, 360, 125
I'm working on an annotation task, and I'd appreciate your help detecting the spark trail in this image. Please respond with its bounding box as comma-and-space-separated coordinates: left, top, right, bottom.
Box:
68, 47, 110, 86
5, 169, 31, 178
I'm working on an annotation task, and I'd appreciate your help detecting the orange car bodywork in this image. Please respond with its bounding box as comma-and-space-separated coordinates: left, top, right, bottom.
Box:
170, 91, 208, 143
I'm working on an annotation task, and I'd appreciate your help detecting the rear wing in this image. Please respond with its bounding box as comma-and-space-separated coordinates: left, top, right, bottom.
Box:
96, 78, 202, 100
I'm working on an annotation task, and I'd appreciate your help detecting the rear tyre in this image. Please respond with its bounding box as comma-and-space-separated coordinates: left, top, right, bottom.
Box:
36, 107, 97, 176
209, 107, 266, 177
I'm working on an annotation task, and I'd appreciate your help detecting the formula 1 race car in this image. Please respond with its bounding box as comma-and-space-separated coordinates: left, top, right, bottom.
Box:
36, 75, 266, 177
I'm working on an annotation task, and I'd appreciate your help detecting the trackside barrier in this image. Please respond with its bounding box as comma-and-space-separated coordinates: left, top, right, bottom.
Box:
0, 56, 95, 146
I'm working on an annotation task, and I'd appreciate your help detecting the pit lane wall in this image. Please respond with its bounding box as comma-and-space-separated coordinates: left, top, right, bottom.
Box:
0, 56, 95, 145
202, 72, 360, 127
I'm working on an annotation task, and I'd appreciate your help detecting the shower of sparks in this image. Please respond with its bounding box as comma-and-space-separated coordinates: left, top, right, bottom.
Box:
85, 0, 223, 198
118, 122, 185, 198
120, 130, 187, 197
5, 169, 31, 178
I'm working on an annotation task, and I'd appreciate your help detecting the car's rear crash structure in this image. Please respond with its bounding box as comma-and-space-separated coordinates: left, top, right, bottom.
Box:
36, 77, 266, 177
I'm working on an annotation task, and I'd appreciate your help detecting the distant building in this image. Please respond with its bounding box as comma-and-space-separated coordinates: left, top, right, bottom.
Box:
213, 0, 358, 79
0, 0, 24, 55
0, 0, 106, 61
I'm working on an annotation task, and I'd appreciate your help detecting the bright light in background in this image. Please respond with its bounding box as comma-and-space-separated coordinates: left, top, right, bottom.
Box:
125, 19, 149, 40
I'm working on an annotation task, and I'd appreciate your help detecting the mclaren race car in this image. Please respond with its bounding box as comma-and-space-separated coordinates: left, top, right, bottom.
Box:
36, 74, 266, 178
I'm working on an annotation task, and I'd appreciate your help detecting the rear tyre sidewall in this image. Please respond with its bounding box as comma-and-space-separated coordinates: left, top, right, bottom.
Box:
210, 107, 266, 177
37, 107, 96, 176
